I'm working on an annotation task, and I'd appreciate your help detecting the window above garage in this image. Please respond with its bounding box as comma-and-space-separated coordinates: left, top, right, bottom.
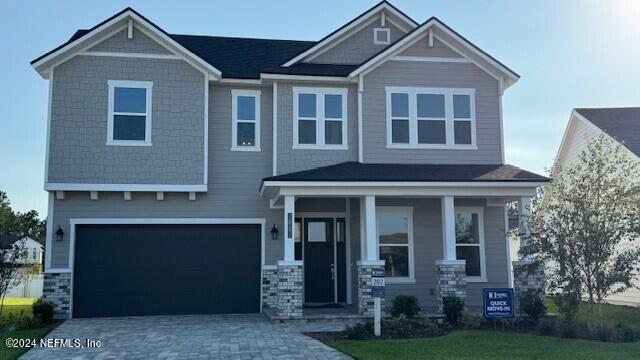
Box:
107, 80, 153, 146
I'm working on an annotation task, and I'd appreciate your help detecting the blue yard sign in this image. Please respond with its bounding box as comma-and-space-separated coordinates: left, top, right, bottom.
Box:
483, 288, 514, 319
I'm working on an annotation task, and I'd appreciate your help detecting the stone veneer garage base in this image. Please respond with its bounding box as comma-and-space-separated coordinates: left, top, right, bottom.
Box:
42, 272, 71, 319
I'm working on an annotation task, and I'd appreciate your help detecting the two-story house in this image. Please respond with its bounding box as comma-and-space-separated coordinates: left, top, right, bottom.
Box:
32, 1, 547, 319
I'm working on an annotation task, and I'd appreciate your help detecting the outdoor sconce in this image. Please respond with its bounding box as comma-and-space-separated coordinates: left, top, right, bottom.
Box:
55, 226, 64, 242
270, 224, 279, 240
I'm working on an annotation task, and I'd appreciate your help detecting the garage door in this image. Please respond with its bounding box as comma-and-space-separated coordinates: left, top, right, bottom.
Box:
72, 224, 261, 318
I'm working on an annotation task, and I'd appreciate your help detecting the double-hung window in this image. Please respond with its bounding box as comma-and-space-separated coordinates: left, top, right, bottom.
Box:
455, 207, 486, 281
377, 206, 414, 283
386, 87, 476, 149
231, 89, 261, 151
107, 80, 152, 146
293, 87, 348, 149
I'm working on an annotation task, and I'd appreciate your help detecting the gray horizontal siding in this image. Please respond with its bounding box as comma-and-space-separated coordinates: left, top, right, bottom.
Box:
310, 20, 404, 65
49, 55, 205, 184
398, 36, 462, 58
276, 82, 358, 174
362, 58, 502, 164
88, 28, 172, 54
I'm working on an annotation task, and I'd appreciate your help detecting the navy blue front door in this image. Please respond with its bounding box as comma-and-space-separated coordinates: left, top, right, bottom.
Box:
304, 218, 335, 303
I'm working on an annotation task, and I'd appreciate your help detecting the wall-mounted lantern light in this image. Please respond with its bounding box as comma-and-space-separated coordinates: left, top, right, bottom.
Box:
270, 224, 279, 241
55, 226, 64, 242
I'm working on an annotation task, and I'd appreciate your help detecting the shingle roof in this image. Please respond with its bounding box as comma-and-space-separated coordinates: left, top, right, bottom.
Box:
263, 162, 548, 183
575, 107, 640, 157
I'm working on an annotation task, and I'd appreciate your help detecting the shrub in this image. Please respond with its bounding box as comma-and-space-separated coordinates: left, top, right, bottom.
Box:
0, 313, 39, 332
442, 296, 465, 325
518, 289, 546, 321
345, 322, 373, 340
32, 298, 54, 324
459, 311, 483, 330
537, 317, 558, 336
613, 323, 637, 343
382, 315, 445, 338
390, 295, 421, 318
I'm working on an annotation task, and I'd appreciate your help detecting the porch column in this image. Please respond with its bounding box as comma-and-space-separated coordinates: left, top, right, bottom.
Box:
357, 195, 386, 316
276, 195, 303, 318
518, 196, 532, 253
436, 196, 466, 312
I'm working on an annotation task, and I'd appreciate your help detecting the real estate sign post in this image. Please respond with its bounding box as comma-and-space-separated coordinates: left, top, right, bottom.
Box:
372, 268, 385, 336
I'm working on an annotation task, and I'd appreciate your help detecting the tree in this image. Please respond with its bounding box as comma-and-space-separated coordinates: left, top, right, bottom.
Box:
0, 191, 46, 316
521, 134, 640, 318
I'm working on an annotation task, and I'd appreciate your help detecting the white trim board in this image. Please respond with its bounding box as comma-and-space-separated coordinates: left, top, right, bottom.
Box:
44, 183, 207, 192
79, 51, 181, 60
65, 217, 266, 318
106, 80, 153, 146
231, 89, 261, 152
292, 87, 349, 150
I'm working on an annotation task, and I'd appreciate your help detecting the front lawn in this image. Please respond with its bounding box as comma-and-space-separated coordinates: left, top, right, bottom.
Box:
546, 298, 640, 328
1, 298, 37, 318
0, 326, 56, 360
331, 330, 640, 360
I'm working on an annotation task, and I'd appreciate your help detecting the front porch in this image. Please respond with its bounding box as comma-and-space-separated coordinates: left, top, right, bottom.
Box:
259, 162, 547, 319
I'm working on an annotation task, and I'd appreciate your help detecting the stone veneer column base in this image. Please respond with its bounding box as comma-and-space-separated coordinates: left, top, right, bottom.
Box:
262, 266, 279, 309
42, 272, 71, 319
435, 260, 467, 312
357, 260, 385, 317
513, 260, 545, 314
276, 261, 303, 318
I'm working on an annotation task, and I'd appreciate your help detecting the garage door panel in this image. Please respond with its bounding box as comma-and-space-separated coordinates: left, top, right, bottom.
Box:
73, 224, 261, 317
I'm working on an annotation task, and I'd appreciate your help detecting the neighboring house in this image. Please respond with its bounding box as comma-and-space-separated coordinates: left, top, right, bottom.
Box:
31, 1, 547, 319
555, 107, 640, 306
1, 236, 44, 297
0, 235, 43, 265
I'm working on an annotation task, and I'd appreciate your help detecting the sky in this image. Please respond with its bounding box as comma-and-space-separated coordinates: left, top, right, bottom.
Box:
1, 0, 640, 216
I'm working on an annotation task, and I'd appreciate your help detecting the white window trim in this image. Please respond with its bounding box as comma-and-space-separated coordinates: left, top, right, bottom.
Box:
374, 27, 391, 45
376, 206, 415, 284
107, 80, 153, 146
385, 86, 477, 150
293, 87, 348, 150
231, 89, 261, 152
455, 206, 487, 282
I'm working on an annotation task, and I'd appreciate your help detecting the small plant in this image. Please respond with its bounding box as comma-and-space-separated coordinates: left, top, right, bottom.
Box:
536, 317, 558, 336
613, 323, 637, 343
518, 289, 546, 321
32, 298, 54, 324
390, 295, 421, 318
459, 311, 483, 330
382, 315, 445, 338
344, 322, 373, 340
442, 296, 465, 325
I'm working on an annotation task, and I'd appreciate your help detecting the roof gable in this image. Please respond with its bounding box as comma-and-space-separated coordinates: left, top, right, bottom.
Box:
31, 7, 222, 79
348, 18, 520, 88
574, 108, 640, 158
282, 1, 418, 67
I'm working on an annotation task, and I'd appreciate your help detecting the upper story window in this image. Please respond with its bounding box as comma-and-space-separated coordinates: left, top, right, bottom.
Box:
386, 87, 476, 149
377, 206, 414, 283
293, 87, 348, 150
455, 207, 486, 282
374, 28, 391, 45
107, 80, 152, 146
231, 89, 261, 151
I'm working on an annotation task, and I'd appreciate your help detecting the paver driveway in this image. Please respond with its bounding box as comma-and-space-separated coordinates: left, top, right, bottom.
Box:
21, 314, 351, 359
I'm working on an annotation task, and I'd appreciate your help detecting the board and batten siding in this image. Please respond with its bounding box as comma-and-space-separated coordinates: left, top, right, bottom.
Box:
48, 52, 205, 185
276, 82, 358, 174
310, 20, 404, 65
362, 37, 503, 164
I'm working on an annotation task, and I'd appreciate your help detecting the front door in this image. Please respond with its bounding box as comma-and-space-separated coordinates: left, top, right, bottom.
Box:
304, 218, 335, 303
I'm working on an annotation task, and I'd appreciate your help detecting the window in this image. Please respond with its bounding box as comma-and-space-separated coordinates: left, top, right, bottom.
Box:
374, 27, 390, 45
107, 80, 152, 146
231, 89, 261, 151
32, 248, 37, 260
293, 87, 348, 149
377, 207, 414, 282
455, 207, 486, 281
386, 87, 476, 149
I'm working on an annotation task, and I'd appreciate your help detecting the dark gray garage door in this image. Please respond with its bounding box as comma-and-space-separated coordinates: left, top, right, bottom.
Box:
73, 224, 261, 318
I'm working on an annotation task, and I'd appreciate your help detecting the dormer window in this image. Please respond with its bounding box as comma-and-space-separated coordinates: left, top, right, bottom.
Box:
107, 80, 153, 146
374, 28, 390, 45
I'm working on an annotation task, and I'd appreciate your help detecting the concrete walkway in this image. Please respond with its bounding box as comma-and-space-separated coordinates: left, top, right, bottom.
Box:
21, 314, 351, 359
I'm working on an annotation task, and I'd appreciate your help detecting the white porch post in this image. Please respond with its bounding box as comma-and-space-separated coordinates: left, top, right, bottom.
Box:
441, 195, 456, 260
363, 195, 377, 261
518, 196, 532, 253
283, 195, 295, 262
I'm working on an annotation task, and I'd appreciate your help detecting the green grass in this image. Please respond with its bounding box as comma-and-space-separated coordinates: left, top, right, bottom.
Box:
0, 298, 36, 318
0, 326, 56, 360
546, 298, 640, 327
331, 330, 640, 360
